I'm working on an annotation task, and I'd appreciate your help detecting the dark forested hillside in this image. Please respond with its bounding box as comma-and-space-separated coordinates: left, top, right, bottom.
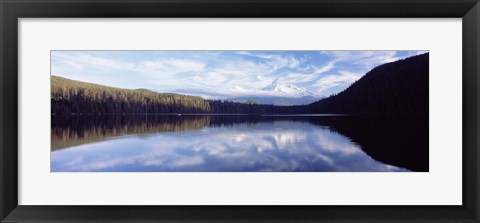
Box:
308, 53, 429, 115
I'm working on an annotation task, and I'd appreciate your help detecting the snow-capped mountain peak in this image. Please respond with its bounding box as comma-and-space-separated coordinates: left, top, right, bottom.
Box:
261, 77, 317, 97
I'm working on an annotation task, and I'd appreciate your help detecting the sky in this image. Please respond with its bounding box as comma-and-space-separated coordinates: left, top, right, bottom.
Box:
51, 50, 427, 98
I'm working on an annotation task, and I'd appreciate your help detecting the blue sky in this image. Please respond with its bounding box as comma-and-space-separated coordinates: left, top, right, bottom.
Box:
51, 50, 427, 98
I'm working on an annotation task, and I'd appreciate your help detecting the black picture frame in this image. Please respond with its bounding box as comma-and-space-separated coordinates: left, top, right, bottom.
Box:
1, 0, 479, 222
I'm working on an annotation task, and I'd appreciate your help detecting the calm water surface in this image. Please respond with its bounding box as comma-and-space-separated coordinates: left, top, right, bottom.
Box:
51, 115, 428, 172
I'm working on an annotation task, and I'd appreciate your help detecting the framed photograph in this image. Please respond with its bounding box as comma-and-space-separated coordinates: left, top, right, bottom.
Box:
1, 0, 479, 222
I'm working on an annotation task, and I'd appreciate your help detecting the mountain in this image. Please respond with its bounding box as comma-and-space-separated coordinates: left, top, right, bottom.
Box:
228, 78, 321, 106
308, 53, 429, 115
262, 77, 317, 98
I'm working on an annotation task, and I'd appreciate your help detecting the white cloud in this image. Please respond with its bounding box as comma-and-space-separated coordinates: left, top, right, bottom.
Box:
137, 59, 205, 76
192, 54, 297, 90
415, 50, 429, 55
314, 70, 362, 96
52, 52, 207, 89
321, 51, 400, 70
313, 61, 336, 74
285, 61, 336, 84
52, 52, 137, 71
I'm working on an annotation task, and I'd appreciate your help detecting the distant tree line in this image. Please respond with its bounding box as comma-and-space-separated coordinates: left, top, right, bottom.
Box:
207, 100, 306, 114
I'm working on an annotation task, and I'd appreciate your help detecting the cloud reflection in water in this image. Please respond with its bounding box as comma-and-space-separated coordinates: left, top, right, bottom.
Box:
51, 121, 408, 172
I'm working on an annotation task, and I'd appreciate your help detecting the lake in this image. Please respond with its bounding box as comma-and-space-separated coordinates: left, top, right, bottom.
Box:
51, 114, 428, 172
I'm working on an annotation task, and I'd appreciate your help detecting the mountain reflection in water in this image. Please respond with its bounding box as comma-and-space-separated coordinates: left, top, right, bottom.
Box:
51, 115, 428, 172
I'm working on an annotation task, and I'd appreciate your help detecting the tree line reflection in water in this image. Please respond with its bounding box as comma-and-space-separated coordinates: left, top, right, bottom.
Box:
52, 114, 428, 172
